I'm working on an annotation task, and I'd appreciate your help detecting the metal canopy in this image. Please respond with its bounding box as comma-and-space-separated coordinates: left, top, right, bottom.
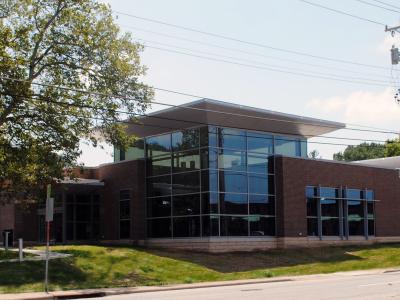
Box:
127, 99, 345, 138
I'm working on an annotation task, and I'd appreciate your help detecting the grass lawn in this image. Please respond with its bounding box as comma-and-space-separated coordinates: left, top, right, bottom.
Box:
0, 250, 20, 261
2, 243, 400, 293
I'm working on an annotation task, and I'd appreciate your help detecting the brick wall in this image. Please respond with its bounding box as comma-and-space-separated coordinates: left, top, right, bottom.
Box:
0, 203, 14, 243
275, 156, 400, 237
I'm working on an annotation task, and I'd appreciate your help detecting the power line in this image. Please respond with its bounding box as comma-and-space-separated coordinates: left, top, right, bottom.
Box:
136, 38, 392, 85
298, 0, 386, 26
8, 93, 393, 147
371, 0, 400, 10
113, 10, 389, 70
1, 75, 399, 135
355, 0, 400, 13
123, 24, 396, 76
144, 44, 389, 87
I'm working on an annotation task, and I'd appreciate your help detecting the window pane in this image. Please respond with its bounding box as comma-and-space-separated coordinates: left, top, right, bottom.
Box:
300, 140, 307, 158
249, 216, 275, 236
200, 148, 218, 169
368, 219, 375, 236
218, 149, 246, 171
366, 190, 374, 201
147, 154, 171, 176
202, 215, 219, 236
320, 187, 338, 198
201, 192, 219, 214
219, 171, 247, 194
120, 190, 131, 200
173, 217, 200, 237
172, 129, 199, 151
247, 133, 273, 154
200, 126, 218, 147
124, 139, 145, 160
307, 197, 318, 217
321, 199, 338, 217
348, 200, 364, 219
172, 172, 200, 195
220, 216, 248, 236
247, 153, 271, 174
148, 218, 172, 238
367, 202, 374, 217
249, 195, 275, 215
220, 193, 247, 215
275, 137, 300, 156
120, 220, 130, 239
201, 170, 218, 192
120, 200, 130, 219
147, 176, 171, 197
348, 219, 364, 236
146, 134, 171, 157
248, 174, 274, 195
76, 204, 91, 222
173, 194, 200, 216
322, 218, 339, 236
173, 150, 200, 173
147, 197, 171, 218
307, 217, 319, 236
218, 128, 246, 150
347, 189, 362, 200
306, 186, 317, 198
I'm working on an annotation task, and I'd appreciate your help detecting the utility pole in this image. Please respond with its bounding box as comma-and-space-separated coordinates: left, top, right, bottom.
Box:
44, 184, 54, 293
385, 23, 400, 103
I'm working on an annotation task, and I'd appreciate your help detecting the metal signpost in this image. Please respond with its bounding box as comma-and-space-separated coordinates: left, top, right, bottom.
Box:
44, 184, 54, 293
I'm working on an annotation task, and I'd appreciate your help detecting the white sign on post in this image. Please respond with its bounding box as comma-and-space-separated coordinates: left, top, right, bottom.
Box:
45, 197, 54, 222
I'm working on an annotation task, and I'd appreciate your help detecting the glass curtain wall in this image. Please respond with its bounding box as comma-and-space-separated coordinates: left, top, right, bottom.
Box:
306, 186, 375, 239
146, 125, 307, 238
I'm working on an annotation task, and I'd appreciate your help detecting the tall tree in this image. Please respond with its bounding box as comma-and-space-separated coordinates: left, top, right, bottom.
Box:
384, 139, 400, 157
333, 142, 385, 162
0, 0, 153, 202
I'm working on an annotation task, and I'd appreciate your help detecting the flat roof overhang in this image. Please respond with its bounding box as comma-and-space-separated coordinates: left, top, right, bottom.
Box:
127, 99, 345, 138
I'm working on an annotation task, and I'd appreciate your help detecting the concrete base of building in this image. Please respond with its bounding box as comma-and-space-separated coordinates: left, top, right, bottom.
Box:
144, 236, 400, 253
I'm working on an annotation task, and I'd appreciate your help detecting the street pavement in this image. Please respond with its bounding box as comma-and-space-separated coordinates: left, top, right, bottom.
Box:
84, 271, 400, 300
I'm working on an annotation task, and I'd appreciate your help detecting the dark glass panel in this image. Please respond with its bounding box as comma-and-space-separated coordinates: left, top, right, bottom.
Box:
249, 216, 275, 236
146, 134, 171, 157
218, 128, 246, 150
348, 200, 364, 219
218, 149, 246, 171
92, 223, 99, 239
76, 204, 91, 222
249, 195, 275, 215
119, 200, 130, 219
247, 153, 270, 174
248, 174, 273, 195
76, 223, 91, 240
300, 140, 307, 158
368, 219, 375, 236
219, 171, 247, 194
320, 187, 338, 198
202, 215, 219, 236
307, 217, 319, 236
247, 133, 274, 154
120, 149, 125, 161
173, 194, 200, 216
321, 199, 338, 217
220, 216, 248, 236
120, 220, 130, 239
201, 192, 219, 214
321, 218, 339, 236
173, 150, 200, 173
275, 137, 300, 157
67, 194, 74, 204
172, 171, 200, 195
367, 201, 374, 217
172, 129, 199, 151
67, 204, 74, 221
173, 217, 200, 237
92, 194, 100, 204
200, 126, 218, 147
66, 223, 74, 240
147, 197, 171, 218
147, 154, 171, 176
307, 197, 318, 217
366, 190, 374, 201
306, 186, 317, 198
76, 194, 91, 203
219, 193, 248, 215
120, 190, 131, 200
147, 218, 172, 238
201, 170, 218, 192
348, 220, 364, 236
200, 148, 218, 169
92, 204, 99, 222
147, 176, 171, 197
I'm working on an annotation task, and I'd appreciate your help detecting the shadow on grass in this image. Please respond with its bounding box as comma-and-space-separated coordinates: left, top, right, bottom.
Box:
138, 245, 372, 273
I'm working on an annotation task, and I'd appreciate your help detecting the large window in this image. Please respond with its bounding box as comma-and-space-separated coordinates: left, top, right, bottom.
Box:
146, 126, 308, 238
306, 186, 375, 239
119, 190, 131, 239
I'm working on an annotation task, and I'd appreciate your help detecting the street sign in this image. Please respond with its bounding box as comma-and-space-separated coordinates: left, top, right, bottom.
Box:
45, 197, 54, 222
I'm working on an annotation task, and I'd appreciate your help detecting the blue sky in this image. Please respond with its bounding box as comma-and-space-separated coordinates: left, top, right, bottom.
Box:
79, 0, 400, 165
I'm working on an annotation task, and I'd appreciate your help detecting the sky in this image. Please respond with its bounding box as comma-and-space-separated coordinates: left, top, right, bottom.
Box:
79, 0, 400, 166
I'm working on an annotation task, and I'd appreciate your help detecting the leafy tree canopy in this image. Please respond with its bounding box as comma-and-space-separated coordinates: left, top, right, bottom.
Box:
0, 0, 153, 202
333, 140, 400, 162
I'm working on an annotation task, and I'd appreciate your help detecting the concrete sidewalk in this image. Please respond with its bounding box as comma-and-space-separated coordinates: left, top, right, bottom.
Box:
1, 268, 400, 300
0, 249, 71, 263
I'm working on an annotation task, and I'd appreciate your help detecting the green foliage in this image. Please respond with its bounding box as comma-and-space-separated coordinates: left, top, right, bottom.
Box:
0, 0, 153, 202
333, 142, 385, 162
384, 138, 400, 157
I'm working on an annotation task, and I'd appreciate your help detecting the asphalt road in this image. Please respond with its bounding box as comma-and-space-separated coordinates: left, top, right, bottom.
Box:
87, 271, 400, 300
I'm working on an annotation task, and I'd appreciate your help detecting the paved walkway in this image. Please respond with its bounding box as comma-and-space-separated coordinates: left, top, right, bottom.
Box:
0, 249, 71, 263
